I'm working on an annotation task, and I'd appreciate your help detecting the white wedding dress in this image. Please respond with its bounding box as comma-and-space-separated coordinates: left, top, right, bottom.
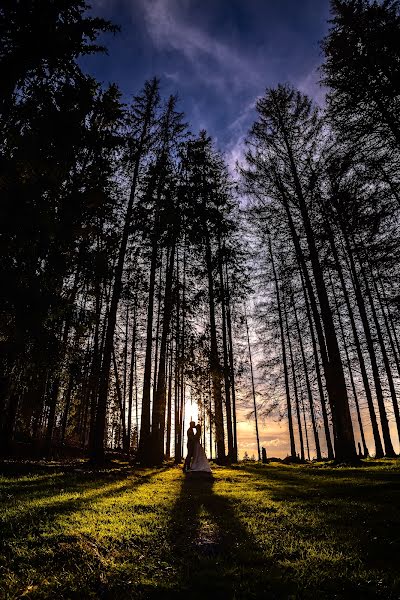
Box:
190, 428, 212, 474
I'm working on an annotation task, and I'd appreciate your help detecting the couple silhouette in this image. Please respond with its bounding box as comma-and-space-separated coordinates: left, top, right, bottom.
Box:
183, 421, 212, 475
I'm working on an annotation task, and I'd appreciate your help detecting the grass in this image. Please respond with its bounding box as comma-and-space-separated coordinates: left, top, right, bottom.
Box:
0, 459, 399, 598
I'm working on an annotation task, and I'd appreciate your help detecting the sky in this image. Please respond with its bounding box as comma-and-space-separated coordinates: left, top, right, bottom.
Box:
83, 0, 334, 459
83, 0, 332, 173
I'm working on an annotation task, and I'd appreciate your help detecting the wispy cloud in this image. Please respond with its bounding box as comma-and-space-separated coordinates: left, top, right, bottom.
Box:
135, 0, 263, 93
223, 99, 259, 175
296, 66, 326, 106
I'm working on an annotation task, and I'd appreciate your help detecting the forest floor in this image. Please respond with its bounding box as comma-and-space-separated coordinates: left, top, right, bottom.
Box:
0, 459, 399, 599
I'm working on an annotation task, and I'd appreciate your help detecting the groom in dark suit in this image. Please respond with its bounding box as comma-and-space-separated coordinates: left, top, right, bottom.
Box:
183, 421, 196, 472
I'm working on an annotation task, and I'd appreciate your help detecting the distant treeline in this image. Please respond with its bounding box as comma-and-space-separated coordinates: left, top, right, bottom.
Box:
1, 0, 400, 465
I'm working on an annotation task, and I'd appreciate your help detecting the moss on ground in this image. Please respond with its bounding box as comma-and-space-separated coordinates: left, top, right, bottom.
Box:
0, 459, 399, 598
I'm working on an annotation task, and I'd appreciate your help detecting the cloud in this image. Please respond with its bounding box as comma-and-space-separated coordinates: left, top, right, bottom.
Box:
134, 0, 262, 93
296, 66, 326, 106
163, 71, 182, 84
223, 98, 258, 175
263, 438, 286, 448
236, 412, 292, 458
224, 136, 245, 177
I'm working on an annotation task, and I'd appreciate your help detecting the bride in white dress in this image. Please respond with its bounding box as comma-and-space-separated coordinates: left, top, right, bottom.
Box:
190, 423, 212, 474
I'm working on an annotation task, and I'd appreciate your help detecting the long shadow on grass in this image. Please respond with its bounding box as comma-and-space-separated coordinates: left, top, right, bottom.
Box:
0, 467, 169, 544
237, 463, 400, 502
0, 465, 138, 503
1, 466, 170, 600
159, 473, 294, 600
236, 463, 400, 598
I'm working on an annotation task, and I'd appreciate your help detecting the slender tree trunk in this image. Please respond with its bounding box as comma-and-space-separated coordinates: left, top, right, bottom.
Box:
60, 373, 74, 444
300, 385, 311, 461
179, 246, 186, 459
224, 258, 238, 461
330, 272, 369, 457
341, 229, 395, 456
292, 293, 322, 459
134, 339, 139, 450
299, 268, 334, 459
358, 257, 400, 446
138, 229, 159, 462
151, 241, 176, 463
127, 298, 137, 459
245, 309, 261, 461
87, 230, 105, 447
180, 382, 185, 458
218, 237, 234, 461
174, 248, 182, 463
203, 396, 207, 448
205, 228, 225, 462
112, 346, 127, 449
44, 379, 60, 455
323, 219, 383, 457
122, 305, 129, 428
269, 237, 296, 458
208, 374, 213, 459
283, 295, 304, 461
152, 251, 163, 407
165, 339, 173, 459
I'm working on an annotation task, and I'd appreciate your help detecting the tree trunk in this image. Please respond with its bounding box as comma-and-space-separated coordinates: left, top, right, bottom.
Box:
138, 231, 158, 463
330, 272, 369, 457
341, 229, 395, 456
218, 237, 234, 461
174, 248, 182, 463
245, 309, 261, 461
300, 385, 311, 461
152, 251, 163, 407
60, 372, 74, 444
112, 346, 127, 450
269, 237, 296, 458
165, 340, 173, 459
299, 268, 334, 459
292, 293, 322, 460
358, 257, 400, 446
224, 258, 238, 461
323, 219, 383, 457
127, 298, 137, 459
283, 295, 304, 461
205, 228, 225, 462
151, 241, 176, 464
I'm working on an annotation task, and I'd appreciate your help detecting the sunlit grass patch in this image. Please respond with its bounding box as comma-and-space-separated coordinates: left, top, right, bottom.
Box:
0, 465, 182, 598
217, 460, 400, 597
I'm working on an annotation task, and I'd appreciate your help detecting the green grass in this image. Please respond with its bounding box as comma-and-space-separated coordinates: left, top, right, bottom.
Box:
1, 459, 399, 599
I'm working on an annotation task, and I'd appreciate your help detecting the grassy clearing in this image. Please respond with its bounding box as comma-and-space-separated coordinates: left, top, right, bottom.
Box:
0, 459, 399, 598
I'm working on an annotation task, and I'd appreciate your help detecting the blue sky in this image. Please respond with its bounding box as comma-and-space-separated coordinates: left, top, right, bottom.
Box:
83, 0, 331, 169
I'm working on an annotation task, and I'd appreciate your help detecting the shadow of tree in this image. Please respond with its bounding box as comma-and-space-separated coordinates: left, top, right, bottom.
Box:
158, 473, 294, 600
1, 465, 173, 599
1, 467, 169, 543
233, 463, 400, 593
236, 463, 400, 503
